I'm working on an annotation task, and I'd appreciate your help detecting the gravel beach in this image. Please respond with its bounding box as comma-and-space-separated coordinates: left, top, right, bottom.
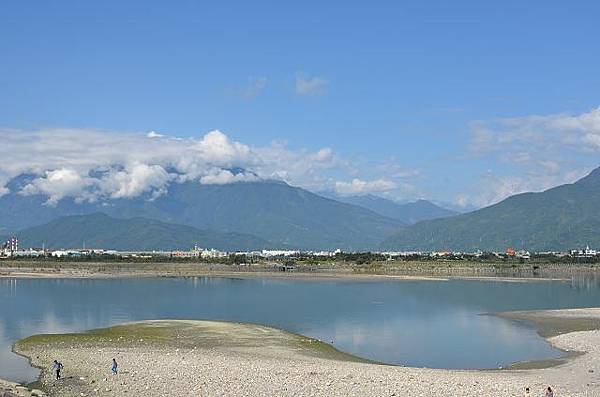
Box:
9, 309, 600, 397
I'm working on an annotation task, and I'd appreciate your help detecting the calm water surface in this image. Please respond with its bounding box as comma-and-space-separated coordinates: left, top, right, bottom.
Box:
1, 276, 600, 383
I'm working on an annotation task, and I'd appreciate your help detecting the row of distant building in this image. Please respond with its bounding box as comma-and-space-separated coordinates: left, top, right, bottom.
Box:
1, 236, 598, 260
0, 238, 344, 259
381, 246, 599, 259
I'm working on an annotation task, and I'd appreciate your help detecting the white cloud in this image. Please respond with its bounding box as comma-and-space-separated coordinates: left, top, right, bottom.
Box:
295, 73, 328, 95
470, 173, 534, 208
464, 107, 600, 207
192, 130, 251, 164
252, 142, 339, 190
0, 128, 259, 204
334, 178, 397, 196
21, 168, 93, 205
19, 164, 174, 205
471, 107, 600, 155
456, 168, 591, 209
314, 148, 333, 162
0, 128, 416, 204
199, 169, 258, 185
99, 163, 173, 200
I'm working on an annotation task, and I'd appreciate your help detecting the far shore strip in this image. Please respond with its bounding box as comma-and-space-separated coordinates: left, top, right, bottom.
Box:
8, 308, 600, 397
1, 261, 579, 282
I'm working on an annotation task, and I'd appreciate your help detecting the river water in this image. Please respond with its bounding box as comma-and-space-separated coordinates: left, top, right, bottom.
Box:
1, 276, 600, 383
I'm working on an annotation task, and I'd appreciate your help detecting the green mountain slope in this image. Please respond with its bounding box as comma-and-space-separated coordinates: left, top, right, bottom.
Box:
151, 182, 405, 250
381, 167, 600, 252
0, 180, 404, 251
16, 213, 270, 251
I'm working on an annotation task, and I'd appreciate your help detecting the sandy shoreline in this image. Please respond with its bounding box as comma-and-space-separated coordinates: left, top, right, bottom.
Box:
5, 309, 600, 397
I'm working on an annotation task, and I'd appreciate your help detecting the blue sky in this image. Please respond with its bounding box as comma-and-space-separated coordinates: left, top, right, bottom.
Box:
2, 1, 600, 208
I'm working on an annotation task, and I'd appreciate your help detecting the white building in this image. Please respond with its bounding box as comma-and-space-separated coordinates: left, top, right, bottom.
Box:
571, 246, 598, 258
200, 248, 228, 259
51, 250, 69, 258
261, 250, 300, 257
12, 249, 45, 257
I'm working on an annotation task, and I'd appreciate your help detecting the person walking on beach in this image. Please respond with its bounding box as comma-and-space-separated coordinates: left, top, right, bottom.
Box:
523, 387, 530, 396
545, 386, 554, 397
111, 358, 118, 375
52, 360, 63, 380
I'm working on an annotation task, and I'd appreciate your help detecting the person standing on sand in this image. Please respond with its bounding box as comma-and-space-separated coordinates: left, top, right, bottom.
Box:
52, 360, 63, 380
545, 386, 554, 397
523, 387, 530, 396
111, 358, 118, 375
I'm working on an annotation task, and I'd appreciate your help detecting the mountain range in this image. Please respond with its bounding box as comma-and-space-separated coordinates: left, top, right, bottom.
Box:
381, 167, 600, 252
324, 194, 457, 224
0, 178, 405, 251
3, 167, 600, 252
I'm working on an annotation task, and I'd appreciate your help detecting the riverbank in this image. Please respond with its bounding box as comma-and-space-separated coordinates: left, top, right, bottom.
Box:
1, 259, 596, 281
10, 309, 600, 397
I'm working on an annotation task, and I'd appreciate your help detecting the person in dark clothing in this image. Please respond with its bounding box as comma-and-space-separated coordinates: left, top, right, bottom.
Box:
111, 358, 118, 375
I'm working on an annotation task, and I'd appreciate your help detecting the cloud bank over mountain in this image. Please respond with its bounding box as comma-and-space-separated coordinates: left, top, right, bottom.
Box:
2, 108, 599, 208
0, 128, 406, 205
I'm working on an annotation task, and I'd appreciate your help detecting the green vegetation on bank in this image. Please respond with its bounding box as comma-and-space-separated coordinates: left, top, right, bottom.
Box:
6, 251, 600, 266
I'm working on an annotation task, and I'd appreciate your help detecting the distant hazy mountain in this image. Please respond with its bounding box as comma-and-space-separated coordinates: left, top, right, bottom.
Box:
433, 201, 478, 214
381, 167, 600, 252
322, 193, 457, 224
15, 213, 271, 251
0, 179, 404, 250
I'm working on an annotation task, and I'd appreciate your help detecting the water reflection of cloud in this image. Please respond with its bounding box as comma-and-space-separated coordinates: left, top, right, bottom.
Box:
13, 299, 135, 340
324, 307, 560, 369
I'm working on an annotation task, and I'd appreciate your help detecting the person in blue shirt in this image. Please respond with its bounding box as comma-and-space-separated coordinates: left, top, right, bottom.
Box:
111, 358, 118, 375
52, 360, 63, 380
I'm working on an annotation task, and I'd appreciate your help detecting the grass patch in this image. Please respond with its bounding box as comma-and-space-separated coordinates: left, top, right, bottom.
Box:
14, 320, 374, 367
16, 322, 172, 351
